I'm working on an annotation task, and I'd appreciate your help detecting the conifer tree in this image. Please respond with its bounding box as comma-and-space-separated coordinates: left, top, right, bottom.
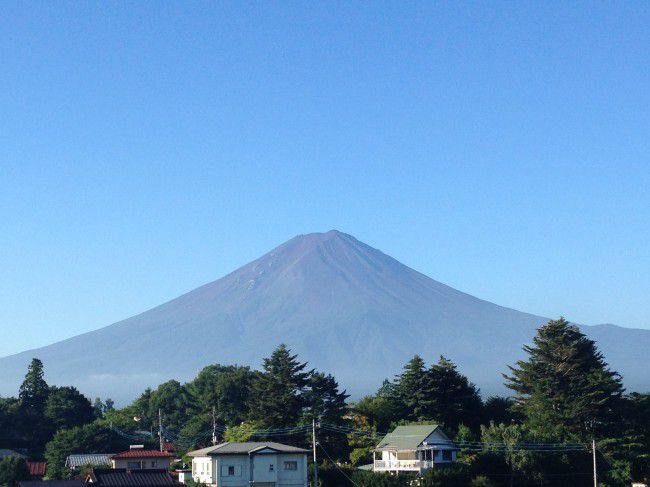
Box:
249, 344, 311, 428
424, 356, 483, 432
505, 317, 623, 439
18, 358, 51, 451
395, 355, 429, 420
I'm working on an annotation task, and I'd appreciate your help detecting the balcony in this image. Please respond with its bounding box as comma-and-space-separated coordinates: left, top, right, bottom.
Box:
373, 460, 435, 471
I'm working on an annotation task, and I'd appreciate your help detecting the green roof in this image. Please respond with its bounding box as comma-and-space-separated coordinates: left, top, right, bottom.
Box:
376, 424, 441, 450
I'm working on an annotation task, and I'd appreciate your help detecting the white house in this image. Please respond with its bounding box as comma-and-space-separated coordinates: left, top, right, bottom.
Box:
373, 424, 459, 475
187, 442, 309, 487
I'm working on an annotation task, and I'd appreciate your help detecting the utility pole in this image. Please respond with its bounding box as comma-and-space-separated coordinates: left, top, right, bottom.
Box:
592, 439, 597, 487
158, 408, 163, 452
211, 406, 217, 446
312, 418, 318, 487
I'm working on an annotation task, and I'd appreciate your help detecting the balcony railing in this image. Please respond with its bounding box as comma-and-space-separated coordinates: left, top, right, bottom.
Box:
373, 460, 435, 471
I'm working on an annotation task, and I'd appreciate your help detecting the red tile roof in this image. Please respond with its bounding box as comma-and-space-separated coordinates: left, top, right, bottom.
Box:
111, 450, 173, 459
27, 461, 46, 476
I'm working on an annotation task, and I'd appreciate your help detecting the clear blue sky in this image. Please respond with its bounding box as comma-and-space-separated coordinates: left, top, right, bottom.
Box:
1, 2, 649, 357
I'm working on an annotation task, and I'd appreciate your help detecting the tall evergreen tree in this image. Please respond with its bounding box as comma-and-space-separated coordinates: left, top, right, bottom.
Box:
249, 344, 311, 428
395, 355, 429, 420
18, 358, 51, 451
505, 317, 624, 439
423, 356, 483, 432
19, 358, 49, 415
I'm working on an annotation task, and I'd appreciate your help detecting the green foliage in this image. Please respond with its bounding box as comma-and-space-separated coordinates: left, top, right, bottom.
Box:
482, 396, 519, 425
249, 344, 311, 428
132, 380, 196, 432
188, 364, 256, 425
505, 317, 624, 440
223, 421, 261, 442
423, 356, 483, 432
419, 463, 472, 486
44, 421, 126, 479
0, 456, 29, 487
45, 386, 95, 431
18, 358, 51, 451
396, 355, 429, 420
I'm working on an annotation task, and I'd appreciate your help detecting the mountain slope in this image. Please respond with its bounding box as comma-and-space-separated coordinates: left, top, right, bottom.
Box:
1, 230, 648, 402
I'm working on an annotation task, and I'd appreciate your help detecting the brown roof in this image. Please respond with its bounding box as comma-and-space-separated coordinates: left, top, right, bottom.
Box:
111, 450, 173, 459
27, 461, 47, 476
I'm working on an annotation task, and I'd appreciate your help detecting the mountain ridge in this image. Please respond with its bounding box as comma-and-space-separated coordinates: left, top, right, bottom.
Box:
1, 230, 648, 402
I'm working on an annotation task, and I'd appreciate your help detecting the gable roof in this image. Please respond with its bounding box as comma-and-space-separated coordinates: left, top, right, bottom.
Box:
188, 442, 309, 457
65, 454, 113, 469
111, 450, 173, 459
88, 468, 179, 487
376, 424, 444, 450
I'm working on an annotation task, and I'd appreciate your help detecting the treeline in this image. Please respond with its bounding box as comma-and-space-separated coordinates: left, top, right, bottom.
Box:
1, 319, 649, 486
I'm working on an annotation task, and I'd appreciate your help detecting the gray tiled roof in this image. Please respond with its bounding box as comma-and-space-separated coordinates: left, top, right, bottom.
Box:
89, 468, 179, 487
0, 449, 26, 459
65, 453, 113, 469
188, 442, 309, 457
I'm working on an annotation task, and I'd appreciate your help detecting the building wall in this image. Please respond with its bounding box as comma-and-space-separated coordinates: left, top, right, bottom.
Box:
192, 454, 307, 487
192, 456, 214, 484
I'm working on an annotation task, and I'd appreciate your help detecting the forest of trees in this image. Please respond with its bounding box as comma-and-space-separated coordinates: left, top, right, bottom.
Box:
1, 318, 649, 486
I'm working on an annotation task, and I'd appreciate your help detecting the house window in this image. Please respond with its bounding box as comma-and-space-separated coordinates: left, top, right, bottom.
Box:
284, 461, 298, 471
228, 466, 235, 476
127, 461, 141, 469
151, 461, 156, 467
269, 464, 274, 472
442, 450, 452, 461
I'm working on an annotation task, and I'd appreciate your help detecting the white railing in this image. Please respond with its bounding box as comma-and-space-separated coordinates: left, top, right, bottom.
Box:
373, 460, 435, 471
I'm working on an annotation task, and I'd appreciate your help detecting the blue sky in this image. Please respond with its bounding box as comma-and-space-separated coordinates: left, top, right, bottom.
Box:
1, 2, 649, 357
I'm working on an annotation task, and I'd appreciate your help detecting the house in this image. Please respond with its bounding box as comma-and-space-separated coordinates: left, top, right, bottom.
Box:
65, 454, 113, 471
86, 468, 181, 487
110, 450, 173, 470
373, 424, 459, 475
187, 442, 309, 487
26, 461, 47, 479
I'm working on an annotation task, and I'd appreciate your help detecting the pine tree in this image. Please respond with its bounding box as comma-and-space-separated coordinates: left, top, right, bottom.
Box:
249, 344, 311, 428
19, 358, 49, 415
505, 317, 624, 439
423, 356, 483, 432
18, 358, 51, 452
395, 355, 429, 420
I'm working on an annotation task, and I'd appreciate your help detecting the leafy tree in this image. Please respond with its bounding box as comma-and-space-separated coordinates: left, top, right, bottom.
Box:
223, 422, 261, 442
45, 386, 95, 431
505, 318, 624, 440
423, 356, 483, 432
0, 456, 29, 487
44, 421, 126, 479
353, 381, 402, 433
188, 364, 256, 425
249, 344, 311, 428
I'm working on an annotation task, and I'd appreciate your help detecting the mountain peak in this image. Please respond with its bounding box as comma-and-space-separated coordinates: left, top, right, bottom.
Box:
1, 231, 649, 402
